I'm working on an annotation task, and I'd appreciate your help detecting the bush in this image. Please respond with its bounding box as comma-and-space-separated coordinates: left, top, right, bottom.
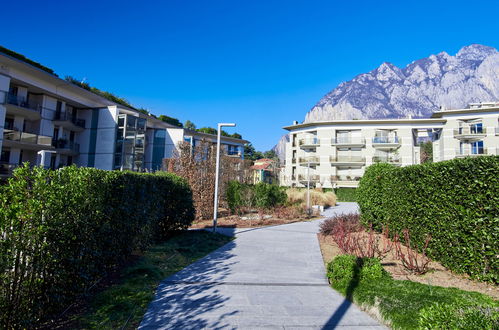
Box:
357, 157, 499, 282
226, 181, 286, 212
286, 188, 336, 208
0, 165, 195, 328
334, 188, 357, 202
419, 302, 499, 329
319, 213, 361, 236
327, 255, 389, 292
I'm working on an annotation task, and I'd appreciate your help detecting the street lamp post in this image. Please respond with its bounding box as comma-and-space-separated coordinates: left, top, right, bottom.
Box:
213, 122, 236, 232
307, 160, 311, 216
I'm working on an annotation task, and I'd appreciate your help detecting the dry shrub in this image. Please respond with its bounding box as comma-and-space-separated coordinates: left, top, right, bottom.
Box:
286, 188, 337, 208
163, 141, 252, 220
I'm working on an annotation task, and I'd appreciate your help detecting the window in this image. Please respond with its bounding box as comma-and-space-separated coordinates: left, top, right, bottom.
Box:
1, 149, 10, 163
471, 141, 484, 155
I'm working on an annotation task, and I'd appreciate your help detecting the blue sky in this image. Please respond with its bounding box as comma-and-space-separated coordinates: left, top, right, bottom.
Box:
2, 0, 499, 150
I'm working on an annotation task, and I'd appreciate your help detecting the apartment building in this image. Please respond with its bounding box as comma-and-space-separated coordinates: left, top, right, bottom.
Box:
0, 51, 246, 178
282, 103, 499, 188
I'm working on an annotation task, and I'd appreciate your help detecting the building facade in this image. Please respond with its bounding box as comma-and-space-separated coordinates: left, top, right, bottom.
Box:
282, 103, 499, 188
0, 51, 246, 178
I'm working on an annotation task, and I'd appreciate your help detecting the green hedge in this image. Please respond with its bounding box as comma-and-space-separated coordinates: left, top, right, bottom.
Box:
226, 181, 287, 213
0, 165, 195, 328
334, 187, 357, 202
357, 156, 499, 282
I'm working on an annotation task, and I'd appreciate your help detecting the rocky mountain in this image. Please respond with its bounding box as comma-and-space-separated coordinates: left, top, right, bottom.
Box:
274, 44, 499, 161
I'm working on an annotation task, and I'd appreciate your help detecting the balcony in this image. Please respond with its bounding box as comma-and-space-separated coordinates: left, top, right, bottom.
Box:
372, 155, 401, 165
298, 137, 320, 149
298, 174, 320, 182
0, 162, 19, 178
372, 136, 401, 149
226, 150, 242, 158
330, 175, 361, 188
331, 137, 366, 147
52, 139, 80, 156
330, 156, 366, 166
453, 126, 486, 140
455, 148, 496, 158
53, 111, 86, 132
298, 156, 320, 166
3, 129, 53, 151
3, 92, 41, 120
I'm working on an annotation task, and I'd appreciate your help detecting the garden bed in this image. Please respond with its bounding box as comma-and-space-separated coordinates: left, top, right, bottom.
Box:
190, 207, 321, 229
318, 233, 499, 300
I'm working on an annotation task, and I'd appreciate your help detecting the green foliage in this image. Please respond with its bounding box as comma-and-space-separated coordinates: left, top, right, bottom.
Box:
196, 127, 242, 139
65, 76, 134, 109
357, 157, 499, 282
244, 143, 264, 161
420, 141, 433, 163
79, 231, 232, 329
327, 255, 389, 292
158, 114, 183, 127
1, 45, 58, 76
334, 188, 357, 202
0, 165, 195, 328
184, 120, 196, 130
226, 181, 286, 212
327, 255, 498, 329
418, 301, 498, 329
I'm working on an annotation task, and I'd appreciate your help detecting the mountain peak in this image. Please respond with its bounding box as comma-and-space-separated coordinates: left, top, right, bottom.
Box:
456, 44, 497, 60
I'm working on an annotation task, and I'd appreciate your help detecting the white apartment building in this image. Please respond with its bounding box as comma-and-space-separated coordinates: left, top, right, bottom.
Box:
0, 51, 246, 178
282, 103, 499, 188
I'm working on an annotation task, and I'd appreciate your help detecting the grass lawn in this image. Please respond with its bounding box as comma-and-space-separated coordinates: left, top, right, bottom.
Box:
328, 255, 498, 329
73, 230, 232, 329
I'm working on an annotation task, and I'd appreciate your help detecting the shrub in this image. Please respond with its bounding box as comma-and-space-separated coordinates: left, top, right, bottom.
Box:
226, 181, 286, 212
326, 255, 389, 293
0, 165, 195, 328
334, 187, 357, 202
419, 302, 499, 329
286, 188, 337, 208
319, 213, 361, 236
357, 157, 499, 282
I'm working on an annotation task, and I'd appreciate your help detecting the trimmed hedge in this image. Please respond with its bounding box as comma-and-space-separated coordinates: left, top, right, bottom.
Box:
226, 181, 287, 213
357, 156, 499, 282
0, 165, 195, 328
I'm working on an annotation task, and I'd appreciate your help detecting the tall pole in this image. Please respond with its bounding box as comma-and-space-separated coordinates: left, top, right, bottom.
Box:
307, 160, 310, 215
213, 123, 236, 232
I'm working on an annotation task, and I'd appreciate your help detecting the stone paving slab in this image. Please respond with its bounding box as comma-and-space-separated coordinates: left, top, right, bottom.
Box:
140, 202, 384, 329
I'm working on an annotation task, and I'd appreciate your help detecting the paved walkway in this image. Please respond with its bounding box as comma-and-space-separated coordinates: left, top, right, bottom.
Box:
140, 203, 384, 329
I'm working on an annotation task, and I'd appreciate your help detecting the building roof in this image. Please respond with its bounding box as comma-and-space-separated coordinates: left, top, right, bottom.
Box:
431, 104, 499, 118
283, 118, 446, 130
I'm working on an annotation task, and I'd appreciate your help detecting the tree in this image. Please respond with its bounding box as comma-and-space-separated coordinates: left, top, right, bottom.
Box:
158, 115, 183, 127
197, 127, 218, 135
263, 150, 277, 160
420, 141, 433, 163
244, 143, 264, 161
184, 120, 196, 130
230, 132, 242, 139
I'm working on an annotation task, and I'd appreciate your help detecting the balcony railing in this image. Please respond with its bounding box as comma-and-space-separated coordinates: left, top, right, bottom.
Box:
3, 129, 52, 146
54, 111, 86, 128
372, 155, 401, 163
330, 156, 366, 163
52, 139, 80, 153
372, 136, 400, 144
298, 174, 320, 182
298, 156, 320, 164
330, 175, 361, 182
4, 92, 41, 112
331, 137, 366, 145
453, 126, 486, 137
298, 138, 320, 147
227, 150, 241, 157
455, 148, 490, 157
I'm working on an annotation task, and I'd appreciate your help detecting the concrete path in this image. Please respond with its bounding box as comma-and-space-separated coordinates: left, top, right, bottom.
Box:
140, 202, 384, 329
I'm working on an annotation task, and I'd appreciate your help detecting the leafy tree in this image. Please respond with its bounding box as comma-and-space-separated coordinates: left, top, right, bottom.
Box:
197, 127, 218, 135
230, 132, 242, 139
158, 115, 183, 127
244, 143, 264, 161
263, 150, 277, 160
184, 120, 196, 130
